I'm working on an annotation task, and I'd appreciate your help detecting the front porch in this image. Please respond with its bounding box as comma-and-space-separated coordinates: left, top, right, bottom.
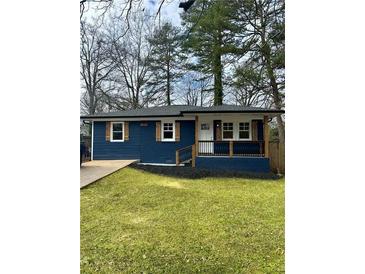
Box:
176, 140, 270, 173
176, 114, 271, 172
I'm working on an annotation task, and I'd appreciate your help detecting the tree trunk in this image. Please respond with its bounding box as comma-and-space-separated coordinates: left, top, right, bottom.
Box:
213, 39, 223, 105
166, 59, 171, 105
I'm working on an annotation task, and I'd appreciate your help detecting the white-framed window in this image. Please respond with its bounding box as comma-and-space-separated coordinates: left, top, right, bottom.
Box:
222, 122, 234, 139
111, 122, 124, 142
239, 122, 250, 139
162, 122, 175, 141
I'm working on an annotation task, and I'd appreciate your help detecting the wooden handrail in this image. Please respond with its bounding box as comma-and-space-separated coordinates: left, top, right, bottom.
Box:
192, 144, 196, 167
176, 144, 194, 153
176, 144, 196, 167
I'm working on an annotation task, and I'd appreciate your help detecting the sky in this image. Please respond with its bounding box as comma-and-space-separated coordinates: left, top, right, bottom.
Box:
83, 0, 183, 27
144, 0, 183, 26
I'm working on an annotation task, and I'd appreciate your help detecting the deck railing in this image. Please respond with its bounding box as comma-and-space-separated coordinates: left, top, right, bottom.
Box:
198, 140, 265, 157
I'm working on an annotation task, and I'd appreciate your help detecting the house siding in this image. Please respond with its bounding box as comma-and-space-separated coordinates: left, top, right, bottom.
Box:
196, 156, 270, 173
93, 121, 141, 160
93, 120, 195, 164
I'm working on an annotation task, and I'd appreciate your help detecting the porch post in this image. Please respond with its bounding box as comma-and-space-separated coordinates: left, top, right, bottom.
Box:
176, 150, 180, 166
264, 115, 269, 158
195, 115, 199, 154
192, 144, 196, 168
229, 141, 233, 157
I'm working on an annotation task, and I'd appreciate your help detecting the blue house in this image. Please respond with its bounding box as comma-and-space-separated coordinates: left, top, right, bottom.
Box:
80, 105, 284, 173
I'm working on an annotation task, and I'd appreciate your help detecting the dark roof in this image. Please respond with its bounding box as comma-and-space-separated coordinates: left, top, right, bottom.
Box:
80, 105, 284, 119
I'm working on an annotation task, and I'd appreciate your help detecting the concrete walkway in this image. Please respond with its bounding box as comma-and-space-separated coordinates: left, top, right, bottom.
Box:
80, 160, 136, 188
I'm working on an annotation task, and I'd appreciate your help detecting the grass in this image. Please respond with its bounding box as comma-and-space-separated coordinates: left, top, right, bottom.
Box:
81, 167, 284, 273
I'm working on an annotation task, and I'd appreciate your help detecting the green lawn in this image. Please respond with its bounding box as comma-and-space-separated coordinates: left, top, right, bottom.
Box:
81, 167, 284, 273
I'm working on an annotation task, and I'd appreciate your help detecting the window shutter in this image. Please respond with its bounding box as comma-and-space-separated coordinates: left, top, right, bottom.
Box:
215, 120, 222, 141
106, 122, 111, 141
251, 120, 258, 141
175, 121, 180, 142
156, 121, 161, 142
124, 122, 129, 141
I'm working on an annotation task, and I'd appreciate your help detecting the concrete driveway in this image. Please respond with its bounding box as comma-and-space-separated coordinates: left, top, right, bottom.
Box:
80, 160, 136, 188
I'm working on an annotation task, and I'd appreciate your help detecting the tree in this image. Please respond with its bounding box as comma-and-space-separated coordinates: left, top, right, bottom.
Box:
147, 22, 184, 105
181, 0, 240, 105
177, 72, 211, 106
80, 20, 115, 114
106, 11, 158, 109
234, 0, 285, 141
232, 64, 268, 107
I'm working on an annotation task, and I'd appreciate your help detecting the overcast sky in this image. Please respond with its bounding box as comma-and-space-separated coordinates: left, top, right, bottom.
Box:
83, 0, 183, 27
144, 0, 183, 26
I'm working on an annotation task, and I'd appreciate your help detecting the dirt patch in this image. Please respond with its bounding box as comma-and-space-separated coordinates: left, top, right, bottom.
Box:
155, 180, 187, 189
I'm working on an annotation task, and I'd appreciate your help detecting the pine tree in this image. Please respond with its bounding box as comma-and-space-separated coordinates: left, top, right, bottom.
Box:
147, 22, 184, 105
181, 0, 240, 105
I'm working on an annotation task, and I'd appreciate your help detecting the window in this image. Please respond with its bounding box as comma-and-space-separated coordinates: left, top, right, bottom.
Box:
162, 122, 174, 141
239, 122, 250, 139
111, 122, 124, 141
222, 122, 233, 139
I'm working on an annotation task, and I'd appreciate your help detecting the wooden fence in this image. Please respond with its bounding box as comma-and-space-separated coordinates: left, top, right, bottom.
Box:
269, 142, 285, 174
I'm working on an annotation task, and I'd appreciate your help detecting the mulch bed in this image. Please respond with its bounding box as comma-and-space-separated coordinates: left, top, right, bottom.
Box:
129, 163, 282, 180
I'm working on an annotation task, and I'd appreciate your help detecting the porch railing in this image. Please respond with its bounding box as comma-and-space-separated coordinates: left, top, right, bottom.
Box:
176, 144, 196, 167
198, 140, 265, 157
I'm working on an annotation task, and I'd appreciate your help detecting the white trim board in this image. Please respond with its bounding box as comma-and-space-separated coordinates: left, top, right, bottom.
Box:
91, 121, 94, 160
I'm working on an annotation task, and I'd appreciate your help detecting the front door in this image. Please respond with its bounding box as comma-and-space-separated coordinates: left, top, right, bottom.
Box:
199, 120, 214, 154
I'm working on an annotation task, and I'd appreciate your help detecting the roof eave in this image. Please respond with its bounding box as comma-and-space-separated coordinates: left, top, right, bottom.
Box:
80, 110, 285, 120
181, 110, 285, 114
80, 114, 183, 120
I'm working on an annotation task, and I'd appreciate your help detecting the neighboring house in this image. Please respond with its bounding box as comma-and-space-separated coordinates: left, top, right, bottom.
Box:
80, 105, 284, 173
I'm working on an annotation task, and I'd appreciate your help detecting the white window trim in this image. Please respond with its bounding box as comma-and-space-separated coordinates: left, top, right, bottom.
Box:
238, 121, 251, 140
221, 121, 252, 141
110, 121, 125, 142
161, 121, 175, 142
222, 122, 234, 141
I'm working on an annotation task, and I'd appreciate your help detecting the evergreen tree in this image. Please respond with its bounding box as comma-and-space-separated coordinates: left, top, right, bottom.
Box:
147, 22, 184, 105
181, 0, 240, 105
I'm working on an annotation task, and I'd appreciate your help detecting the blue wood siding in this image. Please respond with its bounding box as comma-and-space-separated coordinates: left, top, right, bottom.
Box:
139, 121, 195, 164
196, 156, 270, 173
93, 121, 141, 160
93, 120, 195, 164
